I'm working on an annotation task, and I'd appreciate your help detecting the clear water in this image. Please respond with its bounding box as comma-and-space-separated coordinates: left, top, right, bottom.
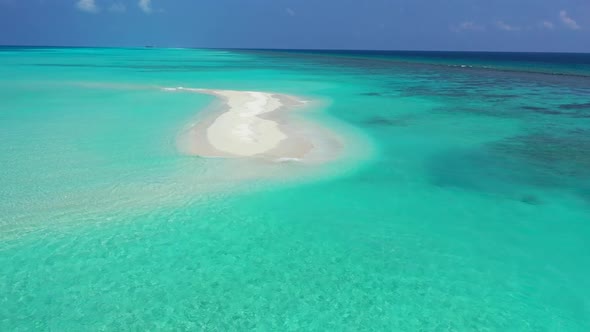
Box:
1, 47, 590, 331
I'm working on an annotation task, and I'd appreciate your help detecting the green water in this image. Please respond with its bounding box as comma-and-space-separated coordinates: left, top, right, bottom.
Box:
1, 47, 590, 331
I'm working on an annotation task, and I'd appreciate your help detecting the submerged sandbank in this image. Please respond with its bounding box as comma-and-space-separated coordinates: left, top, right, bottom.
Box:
166, 87, 344, 164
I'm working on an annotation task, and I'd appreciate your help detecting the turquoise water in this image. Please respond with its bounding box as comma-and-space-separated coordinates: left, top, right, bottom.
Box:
1, 47, 590, 331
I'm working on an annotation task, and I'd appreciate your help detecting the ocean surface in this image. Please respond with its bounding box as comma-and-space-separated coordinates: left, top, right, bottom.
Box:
1, 47, 590, 331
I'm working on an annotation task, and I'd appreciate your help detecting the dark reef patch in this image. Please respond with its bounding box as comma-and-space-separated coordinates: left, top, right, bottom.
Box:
520, 104, 590, 118
428, 129, 590, 203
528, 108, 564, 116
481, 93, 519, 100
437, 106, 520, 119
401, 86, 470, 98
491, 131, 590, 178
522, 106, 547, 111
360, 92, 383, 97
428, 149, 527, 193
520, 194, 542, 205
363, 116, 409, 127
558, 102, 590, 110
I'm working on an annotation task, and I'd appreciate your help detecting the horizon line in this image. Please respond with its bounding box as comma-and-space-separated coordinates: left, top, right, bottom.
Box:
1, 44, 589, 55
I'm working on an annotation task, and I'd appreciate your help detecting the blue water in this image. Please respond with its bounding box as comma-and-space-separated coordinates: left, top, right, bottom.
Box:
1, 47, 590, 330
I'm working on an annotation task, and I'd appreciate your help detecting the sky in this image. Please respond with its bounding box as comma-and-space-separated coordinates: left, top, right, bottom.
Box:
0, 0, 589, 52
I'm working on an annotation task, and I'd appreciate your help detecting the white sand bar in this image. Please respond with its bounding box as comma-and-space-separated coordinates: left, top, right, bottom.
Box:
206, 90, 286, 156
167, 87, 344, 163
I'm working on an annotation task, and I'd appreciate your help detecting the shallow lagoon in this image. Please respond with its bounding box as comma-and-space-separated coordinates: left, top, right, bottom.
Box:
1, 47, 589, 330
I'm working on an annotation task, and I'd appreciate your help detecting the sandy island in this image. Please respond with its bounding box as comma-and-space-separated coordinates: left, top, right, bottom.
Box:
166, 87, 343, 163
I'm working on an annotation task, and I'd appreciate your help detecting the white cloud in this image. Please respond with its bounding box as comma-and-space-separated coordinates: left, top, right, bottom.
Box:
495, 21, 520, 31
76, 0, 98, 13
540, 21, 555, 30
559, 10, 580, 30
109, 3, 126, 13
139, 0, 152, 14
451, 21, 485, 32
495, 20, 520, 31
